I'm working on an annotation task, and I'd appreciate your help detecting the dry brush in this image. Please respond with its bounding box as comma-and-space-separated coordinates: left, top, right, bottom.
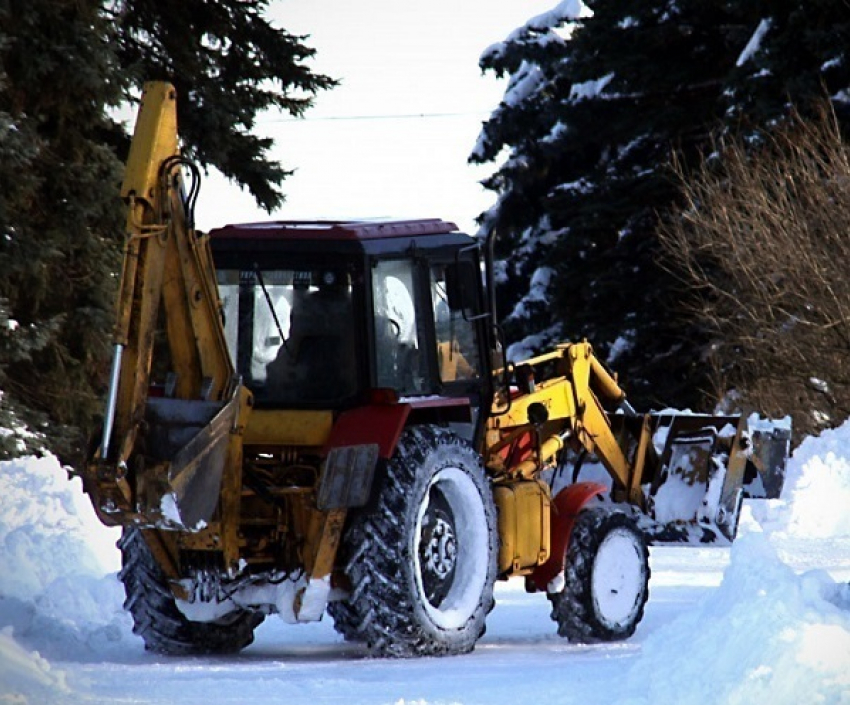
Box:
660, 106, 850, 439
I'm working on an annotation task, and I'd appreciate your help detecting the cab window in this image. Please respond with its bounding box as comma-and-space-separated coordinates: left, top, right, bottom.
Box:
372, 259, 429, 394
430, 264, 480, 383
217, 268, 358, 405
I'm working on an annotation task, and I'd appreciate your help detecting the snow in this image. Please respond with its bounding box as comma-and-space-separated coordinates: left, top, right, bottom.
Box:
295, 577, 332, 623
479, 0, 589, 64
569, 73, 615, 102
627, 534, 850, 705
606, 332, 633, 364
505, 324, 561, 362
1, 419, 850, 703
809, 377, 830, 395
736, 18, 772, 67
747, 421, 850, 539
0, 630, 70, 702
0, 456, 119, 600
159, 492, 183, 526
502, 61, 545, 108
176, 572, 312, 624
0, 409, 42, 456
522, 0, 589, 34
507, 266, 554, 320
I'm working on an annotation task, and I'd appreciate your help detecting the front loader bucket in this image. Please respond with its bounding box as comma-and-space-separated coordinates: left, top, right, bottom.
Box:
742, 417, 792, 499
646, 413, 790, 545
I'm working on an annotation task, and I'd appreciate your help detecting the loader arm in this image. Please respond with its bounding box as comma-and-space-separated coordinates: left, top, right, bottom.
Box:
486, 342, 647, 504
485, 340, 789, 545
83, 83, 247, 536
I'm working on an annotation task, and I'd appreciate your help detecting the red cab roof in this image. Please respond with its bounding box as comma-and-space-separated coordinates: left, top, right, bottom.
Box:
208, 218, 460, 241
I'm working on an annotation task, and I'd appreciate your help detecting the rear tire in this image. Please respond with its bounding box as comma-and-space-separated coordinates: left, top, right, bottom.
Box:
548, 507, 649, 643
329, 426, 498, 657
118, 527, 263, 655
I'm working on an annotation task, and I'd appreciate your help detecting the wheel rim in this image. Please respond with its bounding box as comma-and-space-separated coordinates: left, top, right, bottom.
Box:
414, 467, 489, 630
591, 527, 645, 630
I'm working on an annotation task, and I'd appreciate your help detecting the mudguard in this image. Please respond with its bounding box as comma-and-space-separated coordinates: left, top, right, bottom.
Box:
317, 403, 411, 510
529, 481, 607, 592
322, 403, 411, 459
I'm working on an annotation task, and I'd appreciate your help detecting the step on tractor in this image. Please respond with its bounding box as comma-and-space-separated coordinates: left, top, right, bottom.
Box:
79, 83, 791, 657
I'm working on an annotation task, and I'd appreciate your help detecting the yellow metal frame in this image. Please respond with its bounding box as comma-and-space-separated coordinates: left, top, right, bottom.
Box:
244, 410, 333, 447
486, 341, 653, 511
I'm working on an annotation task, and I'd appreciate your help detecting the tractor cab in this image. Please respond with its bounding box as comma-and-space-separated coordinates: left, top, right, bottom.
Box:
208, 219, 492, 435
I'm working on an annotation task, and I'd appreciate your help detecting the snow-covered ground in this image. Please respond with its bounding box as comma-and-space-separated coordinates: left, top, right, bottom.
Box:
2, 424, 849, 705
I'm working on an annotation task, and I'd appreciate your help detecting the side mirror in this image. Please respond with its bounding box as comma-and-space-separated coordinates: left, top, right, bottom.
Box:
445, 260, 479, 312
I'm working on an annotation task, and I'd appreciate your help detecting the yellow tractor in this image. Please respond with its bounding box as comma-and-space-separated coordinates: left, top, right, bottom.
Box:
79, 83, 790, 657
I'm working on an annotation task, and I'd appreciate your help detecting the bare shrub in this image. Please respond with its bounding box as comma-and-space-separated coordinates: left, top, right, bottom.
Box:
660, 105, 850, 440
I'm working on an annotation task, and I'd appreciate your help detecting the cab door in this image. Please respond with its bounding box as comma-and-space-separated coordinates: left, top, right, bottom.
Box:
369, 251, 490, 444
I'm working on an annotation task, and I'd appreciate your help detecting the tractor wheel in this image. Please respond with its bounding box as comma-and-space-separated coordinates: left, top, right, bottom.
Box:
118, 527, 263, 655
326, 584, 364, 643
329, 425, 498, 657
548, 507, 649, 643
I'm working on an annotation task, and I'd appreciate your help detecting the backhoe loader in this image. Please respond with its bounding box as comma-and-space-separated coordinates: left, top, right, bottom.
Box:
78, 82, 790, 657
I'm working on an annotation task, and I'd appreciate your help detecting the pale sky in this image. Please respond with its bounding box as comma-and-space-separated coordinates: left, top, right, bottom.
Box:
195, 0, 558, 235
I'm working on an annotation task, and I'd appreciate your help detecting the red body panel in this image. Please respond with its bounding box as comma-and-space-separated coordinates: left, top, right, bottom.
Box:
323, 396, 475, 460
323, 403, 411, 459
529, 481, 608, 591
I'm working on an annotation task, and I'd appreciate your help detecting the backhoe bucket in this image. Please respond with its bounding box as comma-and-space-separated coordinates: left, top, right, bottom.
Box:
646, 413, 790, 545
141, 391, 240, 531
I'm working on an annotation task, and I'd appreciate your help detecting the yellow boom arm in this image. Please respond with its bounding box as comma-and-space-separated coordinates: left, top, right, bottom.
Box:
486, 342, 652, 505
84, 83, 247, 537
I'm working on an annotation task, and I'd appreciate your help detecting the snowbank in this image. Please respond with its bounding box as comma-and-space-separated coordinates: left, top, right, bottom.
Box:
746, 421, 850, 538
0, 629, 70, 704
626, 534, 850, 705
622, 421, 850, 704
0, 417, 848, 704
0, 455, 120, 600
0, 454, 129, 702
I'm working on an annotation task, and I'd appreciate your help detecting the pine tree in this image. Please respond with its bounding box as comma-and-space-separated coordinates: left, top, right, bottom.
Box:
475, 0, 759, 409
111, 0, 337, 210
725, 1, 850, 130
476, 0, 850, 412
0, 72, 43, 456
0, 0, 336, 461
0, 0, 125, 459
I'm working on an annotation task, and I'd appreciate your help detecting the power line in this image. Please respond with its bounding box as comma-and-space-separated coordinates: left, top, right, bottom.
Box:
258, 110, 491, 124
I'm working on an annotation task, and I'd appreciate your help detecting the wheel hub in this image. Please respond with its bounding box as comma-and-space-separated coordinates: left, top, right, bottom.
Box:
419, 490, 458, 606
424, 512, 457, 578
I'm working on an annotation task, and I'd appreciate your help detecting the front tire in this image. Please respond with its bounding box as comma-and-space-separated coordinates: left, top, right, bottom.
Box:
329, 426, 498, 657
548, 507, 649, 643
118, 527, 263, 655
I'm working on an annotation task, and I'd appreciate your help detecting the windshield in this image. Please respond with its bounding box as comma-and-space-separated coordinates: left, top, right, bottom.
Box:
217, 268, 358, 406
